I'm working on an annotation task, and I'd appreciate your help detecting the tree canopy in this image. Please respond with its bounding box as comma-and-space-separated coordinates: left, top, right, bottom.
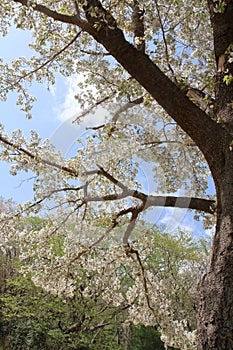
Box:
0, 1, 233, 349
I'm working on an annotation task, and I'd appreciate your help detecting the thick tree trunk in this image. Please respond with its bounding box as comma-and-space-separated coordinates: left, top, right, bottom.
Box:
197, 2, 233, 348
198, 179, 233, 349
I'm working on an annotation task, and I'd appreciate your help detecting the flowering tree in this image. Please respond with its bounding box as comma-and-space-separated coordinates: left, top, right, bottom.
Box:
1, 215, 208, 349
0, 0, 233, 349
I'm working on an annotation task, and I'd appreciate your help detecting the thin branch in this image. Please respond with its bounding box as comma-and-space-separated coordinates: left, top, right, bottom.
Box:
155, 0, 178, 84
23, 185, 87, 211
86, 124, 105, 131
73, 0, 81, 19
143, 140, 186, 147
73, 94, 114, 123
89, 219, 119, 248
85, 95, 144, 131
73, 86, 142, 125
0, 133, 79, 177
90, 326, 104, 344
89, 322, 112, 332
80, 49, 110, 56
111, 96, 144, 124
2, 31, 82, 93
126, 245, 154, 311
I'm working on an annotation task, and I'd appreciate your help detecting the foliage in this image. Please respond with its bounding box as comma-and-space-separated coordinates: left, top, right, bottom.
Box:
0, 210, 210, 349
129, 325, 174, 350
0, 275, 124, 350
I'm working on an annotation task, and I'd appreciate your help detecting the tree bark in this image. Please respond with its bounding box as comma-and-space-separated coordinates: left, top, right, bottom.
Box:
197, 1, 233, 348
198, 165, 233, 349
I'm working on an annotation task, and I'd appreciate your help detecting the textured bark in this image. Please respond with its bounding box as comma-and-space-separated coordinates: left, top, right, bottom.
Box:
197, 1, 233, 348
198, 165, 233, 349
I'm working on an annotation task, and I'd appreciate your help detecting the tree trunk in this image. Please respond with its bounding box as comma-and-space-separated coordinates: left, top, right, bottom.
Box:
198, 179, 233, 348
197, 55, 233, 350
197, 2, 233, 347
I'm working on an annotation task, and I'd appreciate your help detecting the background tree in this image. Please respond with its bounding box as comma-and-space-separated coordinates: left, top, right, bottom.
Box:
1, 209, 207, 349
0, 0, 233, 349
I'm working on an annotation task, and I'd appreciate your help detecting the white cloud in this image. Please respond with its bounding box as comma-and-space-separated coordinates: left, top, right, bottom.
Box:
50, 74, 109, 155
145, 206, 190, 233
54, 75, 84, 122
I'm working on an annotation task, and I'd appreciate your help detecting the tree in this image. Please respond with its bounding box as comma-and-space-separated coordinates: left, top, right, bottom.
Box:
0, 0, 233, 348
1, 212, 208, 349
129, 325, 173, 350
0, 213, 128, 350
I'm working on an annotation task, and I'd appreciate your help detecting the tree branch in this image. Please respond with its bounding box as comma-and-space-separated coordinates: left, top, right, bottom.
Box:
96, 165, 216, 214
0, 132, 216, 215
6, 31, 82, 91
85, 192, 215, 214
13, 0, 227, 175
13, 0, 96, 34
145, 195, 215, 214
155, 0, 178, 84
125, 245, 154, 311
132, 0, 145, 52
0, 133, 79, 177
78, 0, 226, 175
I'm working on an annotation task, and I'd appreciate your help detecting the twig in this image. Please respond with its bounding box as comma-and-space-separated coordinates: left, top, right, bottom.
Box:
125, 245, 154, 311
1, 31, 82, 93
155, 1, 178, 84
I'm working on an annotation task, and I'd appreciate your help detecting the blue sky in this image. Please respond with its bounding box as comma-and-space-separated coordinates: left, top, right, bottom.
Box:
0, 27, 70, 201
0, 26, 214, 237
